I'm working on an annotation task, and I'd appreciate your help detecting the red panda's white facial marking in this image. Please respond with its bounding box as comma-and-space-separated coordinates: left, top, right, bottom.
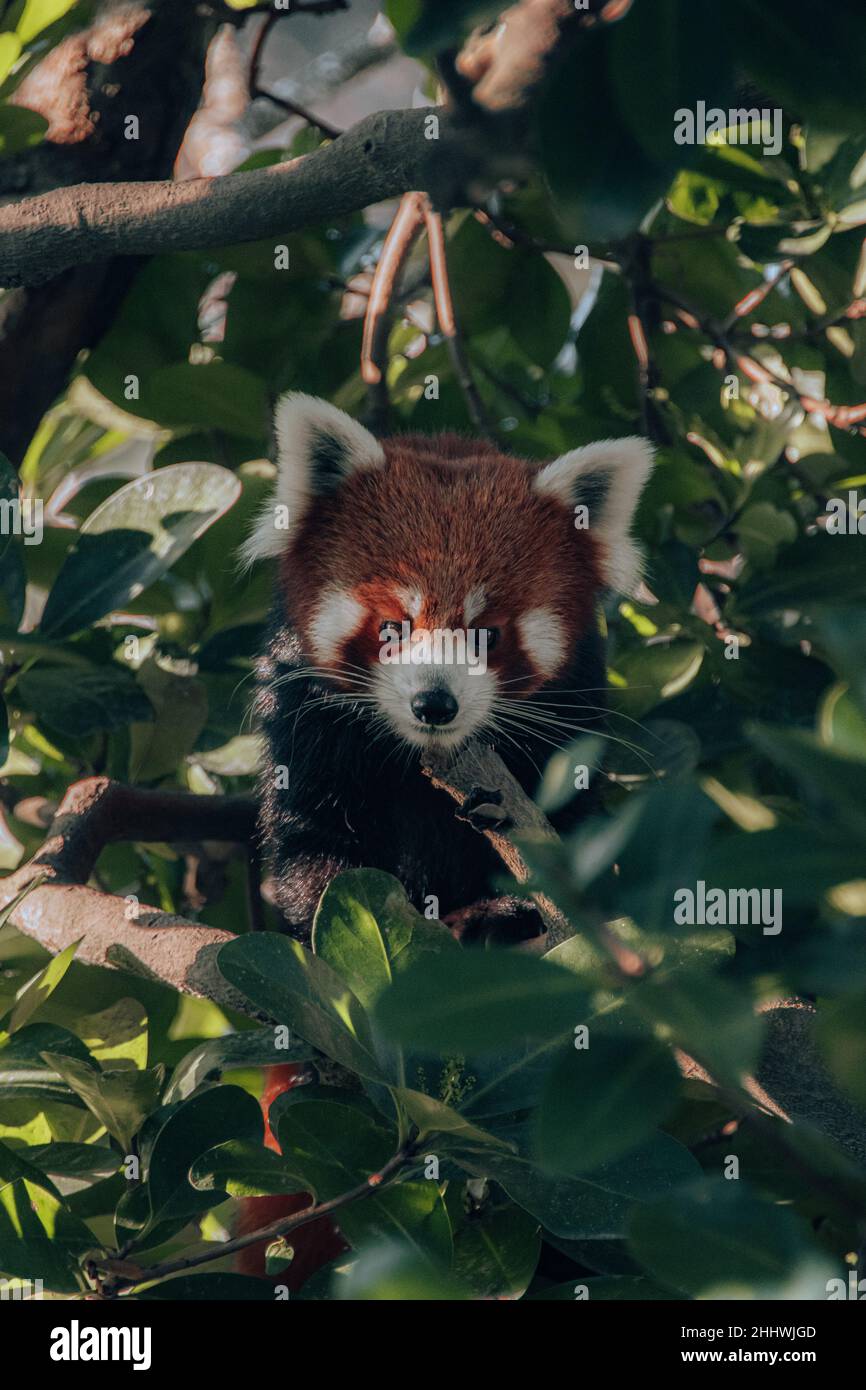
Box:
308, 588, 365, 664
244, 395, 655, 753
517, 608, 567, 680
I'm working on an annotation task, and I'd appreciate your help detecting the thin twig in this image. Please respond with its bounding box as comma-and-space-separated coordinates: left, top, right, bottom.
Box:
474, 208, 614, 265
252, 88, 342, 139
447, 334, 495, 437
621, 234, 669, 445
656, 282, 866, 432
95, 1134, 419, 1294
423, 201, 495, 436
248, 8, 343, 139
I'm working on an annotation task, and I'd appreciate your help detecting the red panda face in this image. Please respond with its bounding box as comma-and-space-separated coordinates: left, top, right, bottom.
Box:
243, 395, 653, 752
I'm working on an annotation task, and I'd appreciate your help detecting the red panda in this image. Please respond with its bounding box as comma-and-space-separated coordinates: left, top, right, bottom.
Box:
236, 393, 654, 1282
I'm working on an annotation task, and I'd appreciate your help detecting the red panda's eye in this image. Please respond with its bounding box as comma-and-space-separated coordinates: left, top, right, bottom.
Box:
379, 620, 404, 641
482, 627, 500, 651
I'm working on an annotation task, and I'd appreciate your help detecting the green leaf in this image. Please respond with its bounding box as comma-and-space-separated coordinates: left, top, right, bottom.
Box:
16, 663, 152, 737
42, 1053, 164, 1152
0, 104, 47, 154
0, 1135, 61, 1197
39, 463, 241, 639
629, 1177, 820, 1297
735, 501, 798, 569
820, 683, 866, 759
608, 640, 704, 718
190, 1139, 305, 1197
392, 1088, 511, 1151
453, 1202, 540, 1300
702, 826, 863, 907
373, 949, 588, 1054
127, 656, 207, 781
138, 363, 267, 440
273, 1097, 452, 1263
750, 724, 866, 839
816, 607, 866, 709
666, 170, 722, 226
272, 1096, 395, 1203
144, 1085, 263, 1231
537, 52, 672, 243
21, 1142, 119, 1182
75, 998, 149, 1069
165, 1028, 313, 1105
459, 1130, 701, 1240
626, 968, 762, 1091
384, 0, 422, 45
735, 533, 866, 616
535, 1035, 681, 1174
333, 1240, 469, 1301
15, 0, 80, 46
217, 933, 386, 1083
728, 0, 866, 130
313, 867, 457, 1011
610, 0, 734, 167
0, 34, 21, 84
0, 1179, 93, 1293
0, 1023, 90, 1105
2, 937, 81, 1035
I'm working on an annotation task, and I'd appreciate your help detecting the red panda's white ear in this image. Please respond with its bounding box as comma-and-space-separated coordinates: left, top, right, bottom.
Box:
240, 393, 385, 565
532, 436, 654, 594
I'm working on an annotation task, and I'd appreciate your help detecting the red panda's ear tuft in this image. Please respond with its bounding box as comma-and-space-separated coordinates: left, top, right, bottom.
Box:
239, 393, 385, 566
532, 436, 655, 594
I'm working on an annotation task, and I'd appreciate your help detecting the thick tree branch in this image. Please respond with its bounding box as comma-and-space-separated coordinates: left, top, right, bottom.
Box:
0, 0, 222, 464
0, 777, 259, 1018
0, 107, 505, 289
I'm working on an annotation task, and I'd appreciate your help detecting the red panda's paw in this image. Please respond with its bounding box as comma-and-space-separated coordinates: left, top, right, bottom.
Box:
444, 895, 546, 947
456, 786, 514, 834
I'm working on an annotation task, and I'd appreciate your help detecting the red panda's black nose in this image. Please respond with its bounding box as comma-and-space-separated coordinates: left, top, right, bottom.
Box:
411, 688, 459, 727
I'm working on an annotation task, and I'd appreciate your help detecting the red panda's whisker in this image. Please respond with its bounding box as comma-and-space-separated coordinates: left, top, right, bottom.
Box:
490, 705, 655, 767
488, 715, 579, 759
502, 697, 659, 738
485, 717, 547, 779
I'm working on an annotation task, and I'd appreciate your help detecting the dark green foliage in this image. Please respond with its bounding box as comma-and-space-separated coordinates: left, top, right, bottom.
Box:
1, 0, 865, 1301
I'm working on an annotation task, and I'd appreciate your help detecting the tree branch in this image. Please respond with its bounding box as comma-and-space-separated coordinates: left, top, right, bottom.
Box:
0, 107, 505, 289
1, 0, 600, 292
93, 1133, 418, 1295
0, 0, 222, 463
0, 777, 260, 1018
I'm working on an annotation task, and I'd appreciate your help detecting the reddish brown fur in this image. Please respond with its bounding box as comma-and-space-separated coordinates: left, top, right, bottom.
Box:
279, 434, 603, 694
235, 1064, 347, 1287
